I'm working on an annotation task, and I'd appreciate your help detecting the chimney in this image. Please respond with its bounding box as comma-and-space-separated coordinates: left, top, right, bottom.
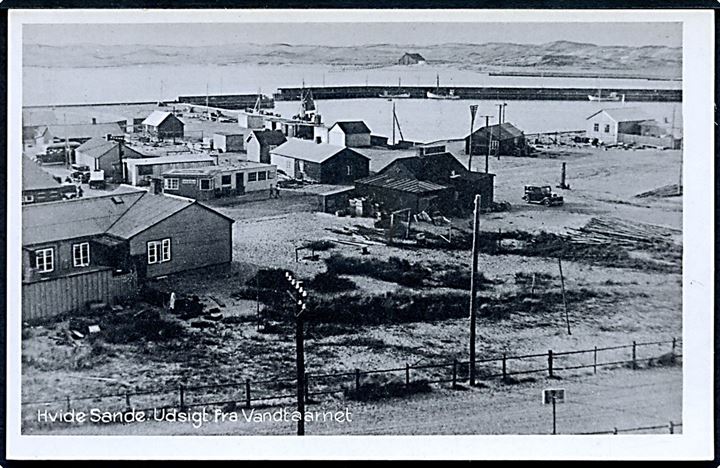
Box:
106, 133, 113, 141
92, 117, 97, 125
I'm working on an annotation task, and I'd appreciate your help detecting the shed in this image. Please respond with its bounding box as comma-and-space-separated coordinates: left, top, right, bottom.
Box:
328, 121, 372, 148
270, 138, 370, 185
22, 156, 76, 204
124, 154, 215, 185
354, 174, 451, 214
398, 53, 427, 65
142, 111, 185, 140
245, 129, 287, 164
74, 136, 146, 180
213, 132, 246, 152
465, 122, 528, 156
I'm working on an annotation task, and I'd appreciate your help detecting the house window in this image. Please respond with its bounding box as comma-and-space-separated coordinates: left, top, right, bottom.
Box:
258, 171, 267, 181
221, 174, 232, 186
23, 195, 34, 203
164, 178, 179, 190
604, 124, 611, 133
248, 172, 258, 182
35, 248, 54, 273
147, 239, 171, 264
72, 242, 90, 267
346, 165, 352, 176
593, 123, 599, 132
138, 165, 153, 176
268, 171, 275, 179
182, 179, 195, 185
199, 179, 212, 190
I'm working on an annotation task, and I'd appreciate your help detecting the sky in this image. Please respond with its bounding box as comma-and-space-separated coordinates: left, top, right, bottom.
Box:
24, 22, 682, 48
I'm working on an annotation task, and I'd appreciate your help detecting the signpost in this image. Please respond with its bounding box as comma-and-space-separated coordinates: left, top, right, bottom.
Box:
542, 388, 566, 435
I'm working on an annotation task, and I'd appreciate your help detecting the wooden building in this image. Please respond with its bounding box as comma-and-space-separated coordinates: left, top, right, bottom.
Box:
245, 130, 288, 164
213, 132, 246, 153
585, 107, 650, 145
22, 190, 234, 321
354, 174, 451, 215
162, 162, 277, 200
142, 111, 185, 140
398, 52, 426, 65
328, 121, 372, 148
74, 136, 146, 181
465, 122, 529, 157
123, 154, 215, 186
22, 156, 76, 204
270, 138, 370, 185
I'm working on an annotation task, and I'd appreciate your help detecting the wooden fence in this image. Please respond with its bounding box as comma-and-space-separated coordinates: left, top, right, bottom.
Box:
22, 338, 681, 425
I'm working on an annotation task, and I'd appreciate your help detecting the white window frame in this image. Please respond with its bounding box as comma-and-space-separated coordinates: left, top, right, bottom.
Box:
593, 123, 599, 132
248, 172, 258, 182
199, 179, 213, 191
35, 248, 54, 273
221, 174, 232, 187
148, 239, 172, 265
164, 178, 179, 190
72, 242, 90, 267
161, 239, 171, 262
604, 124, 611, 133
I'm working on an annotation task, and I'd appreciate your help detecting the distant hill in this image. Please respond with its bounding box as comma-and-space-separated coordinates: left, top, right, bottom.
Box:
23, 40, 682, 78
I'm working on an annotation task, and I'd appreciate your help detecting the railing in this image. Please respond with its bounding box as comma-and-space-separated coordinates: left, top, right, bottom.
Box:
23, 338, 681, 425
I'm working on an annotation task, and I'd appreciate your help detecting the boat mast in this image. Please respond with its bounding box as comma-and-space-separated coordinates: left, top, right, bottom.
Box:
392, 101, 396, 146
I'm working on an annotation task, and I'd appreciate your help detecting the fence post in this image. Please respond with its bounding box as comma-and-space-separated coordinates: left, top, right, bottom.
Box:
405, 363, 410, 387
179, 384, 185, 411
613, 427, 618, 435
593, 346, 597, 374
548, 350, 554, 378
125, 391, 131, 410
245, 379, 251, 408
669, 421, 675, 434
66, 396, 71, 412
452, 360, 458, 389
632, 341, 637, 370
672, 337, 677, 354
502, 354, 507, 382
355, 369, 361, 394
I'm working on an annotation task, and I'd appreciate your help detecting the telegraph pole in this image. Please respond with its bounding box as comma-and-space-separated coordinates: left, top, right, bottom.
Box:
468, 104, 478, 171
496, 104, 503, 159
469, 194, 481, 386
285, 272, 308, 435
480, 115, 494, 174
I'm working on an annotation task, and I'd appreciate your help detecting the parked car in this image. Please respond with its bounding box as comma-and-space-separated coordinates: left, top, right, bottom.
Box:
522, 185, 564, 206
71, 163, 90, 172
71, 171, 91, 184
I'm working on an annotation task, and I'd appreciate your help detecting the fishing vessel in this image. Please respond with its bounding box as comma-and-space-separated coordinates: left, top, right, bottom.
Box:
587, 90, 625, 102
427, 74, 460, 100
379, 78, 411, 99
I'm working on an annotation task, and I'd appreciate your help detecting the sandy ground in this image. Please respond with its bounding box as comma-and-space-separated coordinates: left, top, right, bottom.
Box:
21, 146, 683, 434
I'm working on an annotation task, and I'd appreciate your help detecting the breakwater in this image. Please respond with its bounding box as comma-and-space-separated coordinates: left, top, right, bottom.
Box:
274, 86, 681, 102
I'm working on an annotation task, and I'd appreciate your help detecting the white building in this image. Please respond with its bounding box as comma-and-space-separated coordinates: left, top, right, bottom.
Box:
328, 121, 372, 148
585, 107, 650, 145
124, 154, 215, 185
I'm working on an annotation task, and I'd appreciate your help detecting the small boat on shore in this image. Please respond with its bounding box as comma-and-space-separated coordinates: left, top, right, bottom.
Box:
427, 74, 461, 100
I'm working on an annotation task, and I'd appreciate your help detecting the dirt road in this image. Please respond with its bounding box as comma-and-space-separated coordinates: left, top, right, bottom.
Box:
47, 366, 680, 436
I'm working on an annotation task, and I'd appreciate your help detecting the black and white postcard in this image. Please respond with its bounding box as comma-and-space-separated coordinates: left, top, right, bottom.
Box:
5, 8, 715, 460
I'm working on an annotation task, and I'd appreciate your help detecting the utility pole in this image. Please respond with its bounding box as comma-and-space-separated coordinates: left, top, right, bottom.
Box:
496, 104, 503, 160
469, 194, 481, 386
468, 104, 478, 171
479, 115, 494, 174
392, 101, 396, 146
501, 102, 508, 124
285, 272, 309, 435
557, 258, 572, 335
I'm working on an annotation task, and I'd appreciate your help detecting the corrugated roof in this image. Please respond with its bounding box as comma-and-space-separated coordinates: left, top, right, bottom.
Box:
76, 137, 119, 160
22, 191, 145, 245
332, 121, 371, 135
22, 156, 63, 191
125, 154, 215, 166
585, 107, 650, 123
142, 111, 181, 127
355, 174, 448, 194
46, 123, 124, 141
105, 193, 194, 239
471, 122, 524, 140
271, 138, 347, 163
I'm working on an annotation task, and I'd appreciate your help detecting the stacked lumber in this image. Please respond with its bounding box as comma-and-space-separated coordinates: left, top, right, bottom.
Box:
635, 184, 682, 198
566, 217, 679, 247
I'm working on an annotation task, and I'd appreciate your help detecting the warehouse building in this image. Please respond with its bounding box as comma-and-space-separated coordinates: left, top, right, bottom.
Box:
328, 121, 372, 148
162, 161, 277, 200
142, 111, 185, 140
465, 122, 529, 157
124, 154, 215, 186
270, 138, 370, 185
74, 135, 146, 180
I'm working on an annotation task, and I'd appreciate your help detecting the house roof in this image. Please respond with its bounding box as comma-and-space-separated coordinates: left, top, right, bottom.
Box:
124, 154, 215, 167
355, 174, 447, 194
585, 107, 650, 123
331, 121, 371, 135
22, 156, 63, 191
271, 138, 369, 164
75, 137, 119, 160
402, 53, 425, 60
22, 189, 232, 246
470, 122, 524, 140
46, 123, 124, 141
163, 161, 273, 177
249, 130, 287, 146
142, 111, 182, 127
380, 152, 469, 180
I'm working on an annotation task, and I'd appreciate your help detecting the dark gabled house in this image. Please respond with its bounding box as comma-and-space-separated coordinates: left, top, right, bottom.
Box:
270, 138, 370, 185
465, 122, 529, 157
22, 190, 234, 321
354, 151, 495, 214
398, 52, 426, 65
22, 156, 76, 204
142, 111, 185, 140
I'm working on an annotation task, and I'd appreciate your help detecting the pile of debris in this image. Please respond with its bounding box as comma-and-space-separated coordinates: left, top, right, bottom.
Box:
635, 184, 682, 198
565, 217, 680, 248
